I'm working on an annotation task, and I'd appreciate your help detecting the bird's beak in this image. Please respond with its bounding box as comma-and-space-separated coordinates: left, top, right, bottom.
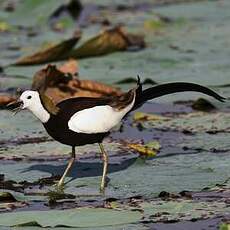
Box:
7, 100, 24, 115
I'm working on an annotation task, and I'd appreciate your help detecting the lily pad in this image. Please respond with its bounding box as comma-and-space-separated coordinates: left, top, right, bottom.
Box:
220, 223, 230, 230
142, 112, 230, 133
0, 207, 142, 227
8, 0, 67, 27
142, 200, 230, 222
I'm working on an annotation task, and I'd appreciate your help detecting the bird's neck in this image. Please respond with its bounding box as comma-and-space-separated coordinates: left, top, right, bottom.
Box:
30, 93, 60, 123
29, 102, 51, 123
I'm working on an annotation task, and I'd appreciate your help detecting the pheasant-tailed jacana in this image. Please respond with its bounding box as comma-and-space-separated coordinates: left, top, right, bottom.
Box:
9, 77, 225, 192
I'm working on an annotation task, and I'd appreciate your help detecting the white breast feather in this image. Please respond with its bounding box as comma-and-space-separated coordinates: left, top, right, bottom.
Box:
68, 97, 135, 134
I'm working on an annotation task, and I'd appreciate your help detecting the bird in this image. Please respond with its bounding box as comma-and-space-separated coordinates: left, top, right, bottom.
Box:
8, 77, 225, 192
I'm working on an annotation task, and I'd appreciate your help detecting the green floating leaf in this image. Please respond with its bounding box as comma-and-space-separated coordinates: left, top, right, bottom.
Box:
0, 189, 46, 202
0, 208, 141, 228
8, 0, 66, 27
142, 200, 230, 222
219, 223, 230, 230
0, 21, 11, 32
144, 19, 165, 31
141, 112, 230, 133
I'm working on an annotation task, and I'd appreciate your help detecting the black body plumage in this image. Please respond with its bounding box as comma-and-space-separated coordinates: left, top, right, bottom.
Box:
43, 97, 110, 146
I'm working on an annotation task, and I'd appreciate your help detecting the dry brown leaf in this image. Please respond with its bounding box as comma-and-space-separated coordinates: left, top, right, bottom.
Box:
12, 27, 144, 65
0, 192, 17, 202
58, 59, 79, 75
0, 95, 16, 107
69, 26, 145, 59
0, 202, 28, 212
127, 141, 161, 157
72, 79, 122, 96
133, 111, 170, 122
14, 35, 81, 65
31, 64, 72, 93
32, 64, 122, 103
192, 98, 216, 112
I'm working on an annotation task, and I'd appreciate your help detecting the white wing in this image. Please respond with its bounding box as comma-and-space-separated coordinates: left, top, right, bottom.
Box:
68, 99, 134, 134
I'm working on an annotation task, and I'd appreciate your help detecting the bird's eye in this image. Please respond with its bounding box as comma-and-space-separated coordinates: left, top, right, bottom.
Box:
27, 96, 32, 99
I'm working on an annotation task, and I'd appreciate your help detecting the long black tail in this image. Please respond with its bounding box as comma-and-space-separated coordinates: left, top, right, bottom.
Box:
134, 79, 226, 110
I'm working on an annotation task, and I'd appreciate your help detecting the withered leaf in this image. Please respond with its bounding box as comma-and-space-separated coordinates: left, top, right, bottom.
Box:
0, 95, 16, 107
14, 35, 81, 66
192, 98, 216, 112
12, 27, 144, 65
74, 79, 122, 96
69, 26, 145, 59
127, 141, 161, 157
58, 59, 79, 75
0, 192, 17, 202
32, 64, 73, 93
133, 111, 170, 122
32, 64, 122, 104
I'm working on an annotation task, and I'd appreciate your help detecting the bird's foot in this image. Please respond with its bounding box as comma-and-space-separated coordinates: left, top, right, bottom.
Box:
54, 180, 65, 193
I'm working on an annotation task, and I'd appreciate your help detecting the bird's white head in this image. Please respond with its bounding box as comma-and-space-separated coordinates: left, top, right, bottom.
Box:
19, 90, 50, 123
20, 90, 41, 110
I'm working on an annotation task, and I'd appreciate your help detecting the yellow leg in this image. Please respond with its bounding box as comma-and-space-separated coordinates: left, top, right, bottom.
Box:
98, 143, 109, 193
57, 146, 75, 187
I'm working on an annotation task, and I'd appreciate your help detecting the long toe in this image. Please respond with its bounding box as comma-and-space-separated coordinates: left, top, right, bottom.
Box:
57, 179, 65, 189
